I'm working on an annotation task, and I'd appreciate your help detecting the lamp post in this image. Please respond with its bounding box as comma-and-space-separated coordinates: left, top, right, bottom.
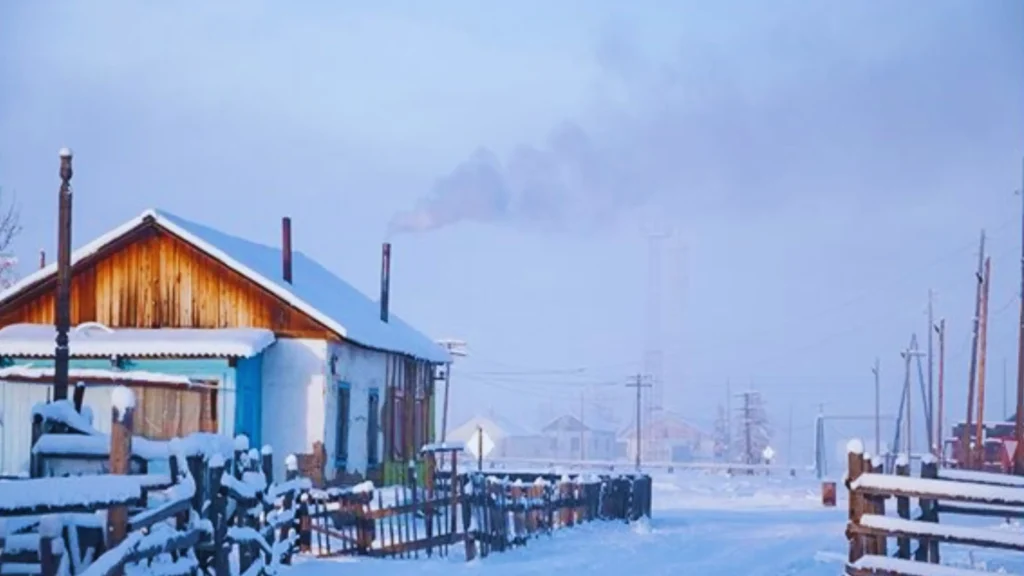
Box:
436, 338, 468, 443
53, 147, 73, 401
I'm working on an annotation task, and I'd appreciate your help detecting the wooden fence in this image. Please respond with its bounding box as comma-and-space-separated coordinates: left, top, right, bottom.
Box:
844, 438, 1024, 575
297, 469, 653, 561
0, 436, 309, 576
3, 395, 654, 575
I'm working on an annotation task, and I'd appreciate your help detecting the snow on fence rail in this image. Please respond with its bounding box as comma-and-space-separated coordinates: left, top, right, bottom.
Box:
298, 467, 653, 561
844, 438, 1024, 576
4, 396, 653, 575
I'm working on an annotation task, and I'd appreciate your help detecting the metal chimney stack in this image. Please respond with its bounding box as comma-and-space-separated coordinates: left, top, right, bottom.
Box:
282, 217, 293, 284
380, 242, 391, 323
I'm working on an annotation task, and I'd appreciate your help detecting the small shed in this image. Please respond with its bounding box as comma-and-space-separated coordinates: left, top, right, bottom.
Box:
0, 365, 221, 476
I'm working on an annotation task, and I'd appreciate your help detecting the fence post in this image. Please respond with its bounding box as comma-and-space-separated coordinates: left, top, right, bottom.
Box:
281, 455, 299, 566
895, 454, 911, 559
208, 453, 230, 576
30, 413, 44, 478
920, 456, 940, 563
38, 515, 61, 576
108, 386, 134, 550
845, 439, 866, 564
871, 456, 886, 557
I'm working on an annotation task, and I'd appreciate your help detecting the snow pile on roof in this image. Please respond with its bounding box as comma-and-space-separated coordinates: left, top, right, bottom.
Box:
154, 210, 449, 363
4, 365, 193, 386
0, 323, 275, 358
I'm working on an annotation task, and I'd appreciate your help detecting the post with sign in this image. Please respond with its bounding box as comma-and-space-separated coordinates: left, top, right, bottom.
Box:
762, 445, 775, 475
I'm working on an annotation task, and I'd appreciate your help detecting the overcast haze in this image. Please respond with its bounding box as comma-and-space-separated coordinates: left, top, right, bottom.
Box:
2, 1, 1023, 466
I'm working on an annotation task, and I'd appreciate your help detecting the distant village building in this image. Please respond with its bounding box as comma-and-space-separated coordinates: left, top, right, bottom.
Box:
0, 209, 449, 482
540, 414, 617, 461
447, 413, 548, 459
618, 410, 711, 462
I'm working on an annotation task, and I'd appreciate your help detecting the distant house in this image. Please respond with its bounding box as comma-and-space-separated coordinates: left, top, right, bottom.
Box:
0, 209, 449, 482
447, 413, 548, 459
618, 410, 710, 463
540, 414, 617, 461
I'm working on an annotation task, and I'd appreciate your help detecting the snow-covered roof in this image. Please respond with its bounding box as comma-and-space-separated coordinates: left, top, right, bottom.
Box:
0, 323, 274, 358
0, 209, 450, 363
447, 413, 537, 443
0, 366, 196, 387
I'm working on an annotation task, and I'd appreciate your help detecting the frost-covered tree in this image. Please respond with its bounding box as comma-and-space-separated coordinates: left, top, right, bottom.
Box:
712, 404, 731, 460
0, 188, 20, 289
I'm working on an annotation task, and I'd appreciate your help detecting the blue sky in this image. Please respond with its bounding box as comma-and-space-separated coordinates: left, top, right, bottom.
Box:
1, 1, 1022, 465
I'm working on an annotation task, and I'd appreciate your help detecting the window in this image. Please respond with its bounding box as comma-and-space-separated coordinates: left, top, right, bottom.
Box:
367, 390, 380, 467
335, 384, 351, 470
571, 437, 580, 453
392, 389, 405, 460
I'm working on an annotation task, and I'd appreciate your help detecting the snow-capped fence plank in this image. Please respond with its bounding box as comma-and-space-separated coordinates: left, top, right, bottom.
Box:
845, 438, 1024, 575
0, 475, 143, 517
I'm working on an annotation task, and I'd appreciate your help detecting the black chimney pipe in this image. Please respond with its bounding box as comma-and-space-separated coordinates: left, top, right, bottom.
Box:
282, 217, 292, 284
380, 242, 391, 322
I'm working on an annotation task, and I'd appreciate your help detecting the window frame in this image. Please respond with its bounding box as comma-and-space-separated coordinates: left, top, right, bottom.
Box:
335, 381, 351, 471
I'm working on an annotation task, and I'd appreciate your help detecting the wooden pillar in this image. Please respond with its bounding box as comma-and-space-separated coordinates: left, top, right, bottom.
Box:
281, 455, 299, 566
846, 440, 866, 564
895, 456, 911, 559
38, 515, 61, 576
921, 457, 940, 563
872, 457, 887, 557
108, 386, 134, 549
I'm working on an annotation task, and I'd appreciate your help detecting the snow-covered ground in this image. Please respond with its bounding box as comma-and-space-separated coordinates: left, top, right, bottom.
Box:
287, 472, 1024, 575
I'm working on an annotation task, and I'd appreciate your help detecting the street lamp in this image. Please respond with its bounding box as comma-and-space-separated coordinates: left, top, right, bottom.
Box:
436, 338, 468, 443
53, 147, 74, 402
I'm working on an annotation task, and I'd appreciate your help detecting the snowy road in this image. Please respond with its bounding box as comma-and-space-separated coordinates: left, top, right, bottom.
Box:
288, 473, 1024, 575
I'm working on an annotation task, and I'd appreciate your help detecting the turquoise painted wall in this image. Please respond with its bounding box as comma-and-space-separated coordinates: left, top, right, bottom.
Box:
7, 355, 263, 444
234, 355, 263, 447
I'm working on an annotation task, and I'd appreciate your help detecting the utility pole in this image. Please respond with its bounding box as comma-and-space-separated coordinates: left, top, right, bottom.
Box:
873, 358, 881, 456
902, 343, 926, 456
626, 373, 652, 470
579, 391, 586, 462
725, 379, 732, 459
936, 319, 946, 462
436, 339, 468, 443
975, 257, 992, 468
1004, 357, 1009, 420
53, 148, 74, 403
928, 290, 935, 445
786, 404, 793, 467
1016, 156, 1024, 475
964, 230, 986, 469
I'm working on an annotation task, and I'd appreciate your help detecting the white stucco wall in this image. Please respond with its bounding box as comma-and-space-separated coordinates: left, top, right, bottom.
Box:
261, 338, 328, 480
324, 341, 387, 479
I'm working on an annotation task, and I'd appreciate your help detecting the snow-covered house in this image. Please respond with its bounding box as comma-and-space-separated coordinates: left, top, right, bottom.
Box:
618, 410, 711, 463
447, 413, 549, 460
0, 209, 449, 482
540, 414, 617, 461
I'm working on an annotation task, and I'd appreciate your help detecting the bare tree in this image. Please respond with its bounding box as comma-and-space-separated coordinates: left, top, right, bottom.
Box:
0, 188, 22, 288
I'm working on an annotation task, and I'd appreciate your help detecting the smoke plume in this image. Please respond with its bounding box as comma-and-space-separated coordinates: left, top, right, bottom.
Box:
388, 2, 1021, 235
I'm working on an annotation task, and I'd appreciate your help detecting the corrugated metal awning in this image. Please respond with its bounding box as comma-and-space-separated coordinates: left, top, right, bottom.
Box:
0, 323, 275, 359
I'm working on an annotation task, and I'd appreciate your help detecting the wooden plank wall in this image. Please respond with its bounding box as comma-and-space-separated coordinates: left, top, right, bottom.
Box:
0, 224, 336, 339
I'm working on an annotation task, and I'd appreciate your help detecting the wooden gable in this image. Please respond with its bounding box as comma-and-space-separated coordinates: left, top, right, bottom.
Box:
0, 219, 338, 340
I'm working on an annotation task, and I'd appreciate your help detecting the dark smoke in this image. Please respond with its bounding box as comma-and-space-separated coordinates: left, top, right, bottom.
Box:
388, 2, 1021, 235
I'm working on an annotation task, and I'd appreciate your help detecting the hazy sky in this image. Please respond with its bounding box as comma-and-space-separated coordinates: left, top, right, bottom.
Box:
2, 1, 1022, 466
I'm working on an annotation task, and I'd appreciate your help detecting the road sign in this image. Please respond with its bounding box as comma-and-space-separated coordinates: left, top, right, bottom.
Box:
762, 446, 775, 461
1005, 440, 1018, 461
466, 428, 494, 459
